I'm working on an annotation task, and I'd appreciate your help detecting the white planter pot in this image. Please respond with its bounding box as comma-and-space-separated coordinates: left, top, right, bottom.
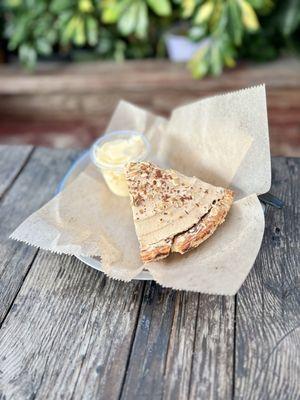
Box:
165, 34, 205, 62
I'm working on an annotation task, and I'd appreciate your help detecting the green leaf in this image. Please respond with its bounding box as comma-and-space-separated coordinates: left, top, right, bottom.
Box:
224, 53, 236, 67
45, 29, 58, 44
114, 40, 126, 62
188, 43, 210, 78
34, 14, 55, 38
101, 0, 123, 23
210, 41, 222, 75
147, 0, 171, 17
61, 15, 78, 45
135, 2, 148, 39
182, 0, 197, 18
209, 2, 224, 32
221, 35, 237, 67
86, 16, 98, 46
238, 0, 260, 31
118, 3, 138, 36
188, 26, 206, 41
7, 14, 30, 50
246, 0, 273, 13
50, 0, 72, 14
25, 0, 37, 10
36, 38, 52, 55
280, 0, 300, 36
189, 58, 209, 79
97, 37, 113, 55
194, 1, 214, 24
74, 17, 85, 46
5, 0, 22, 7
79, 0, 94, 13
19, 43, 37, 70
227, 0, 243, 45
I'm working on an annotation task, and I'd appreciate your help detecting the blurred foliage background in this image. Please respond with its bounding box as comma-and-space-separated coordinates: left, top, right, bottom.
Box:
1, 0, 299, 78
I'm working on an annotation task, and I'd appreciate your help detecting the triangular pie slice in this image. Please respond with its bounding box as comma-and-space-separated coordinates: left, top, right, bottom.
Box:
125, 162, 234, 263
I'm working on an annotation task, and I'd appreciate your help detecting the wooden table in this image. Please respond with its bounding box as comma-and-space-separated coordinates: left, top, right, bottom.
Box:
0, 146, 299, 400
0, 58, 300, 156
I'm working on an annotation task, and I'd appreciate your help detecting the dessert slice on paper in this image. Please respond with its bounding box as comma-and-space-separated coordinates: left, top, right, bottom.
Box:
125, 162, 234, 263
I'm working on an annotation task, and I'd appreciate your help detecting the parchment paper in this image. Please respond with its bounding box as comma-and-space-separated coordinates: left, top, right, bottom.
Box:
11, 85, 270, 294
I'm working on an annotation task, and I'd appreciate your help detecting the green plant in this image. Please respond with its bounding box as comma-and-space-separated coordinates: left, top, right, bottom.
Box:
185, 0, 266, 77
2, 0, 300, 76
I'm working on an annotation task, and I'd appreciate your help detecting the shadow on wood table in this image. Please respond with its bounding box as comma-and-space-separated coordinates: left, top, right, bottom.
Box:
0, 146, 299, 399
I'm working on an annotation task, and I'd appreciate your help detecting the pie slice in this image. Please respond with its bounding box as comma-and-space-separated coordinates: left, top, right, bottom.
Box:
125, 162, 234, 263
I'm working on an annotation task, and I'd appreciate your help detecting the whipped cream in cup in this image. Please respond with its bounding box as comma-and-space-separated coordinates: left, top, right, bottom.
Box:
91, 131, 151, 197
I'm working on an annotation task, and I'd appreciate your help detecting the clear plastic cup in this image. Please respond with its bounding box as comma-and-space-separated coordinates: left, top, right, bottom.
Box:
90, 130, 151, 197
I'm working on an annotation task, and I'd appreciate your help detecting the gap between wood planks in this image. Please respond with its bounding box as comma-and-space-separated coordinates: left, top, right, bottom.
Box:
233, 158, 300, 399
232, 294, 238, 400
118, 282, 146, 400
0, 146, 34, 201
69, 295, 98, 400
0, 147, 38, 328
186, 293, 200, 400
0, 147, 80, 326
0, 250, 39, 329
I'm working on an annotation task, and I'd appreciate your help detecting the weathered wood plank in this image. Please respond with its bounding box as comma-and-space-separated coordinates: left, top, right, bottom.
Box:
0, 252, 144, 400
234, 158, 300, 399
0, 58, 299, 95
187, 295, 235, 400
163, 291, 199, 400
164, 293, 234, 400
0, 59, 300, 155
120, 284, 234, 400
120, 283, 178, 399
0, 151, 298, 400
0, 147, 79, 324
0, 145, 33, 198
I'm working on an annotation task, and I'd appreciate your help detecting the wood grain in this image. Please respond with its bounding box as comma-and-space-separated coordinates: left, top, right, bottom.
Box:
120, 285, 234, 400
0, 147, 79, 324
188, 295, 234, 400
1, 58, 299, 95
0, 252, 144, 400
0, 149, 299, 400
120, 283, 178, 399
163, 291, 199, 400
0, 58, 299, 155
234, 158, 300, 399
0, 145, 33, 198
